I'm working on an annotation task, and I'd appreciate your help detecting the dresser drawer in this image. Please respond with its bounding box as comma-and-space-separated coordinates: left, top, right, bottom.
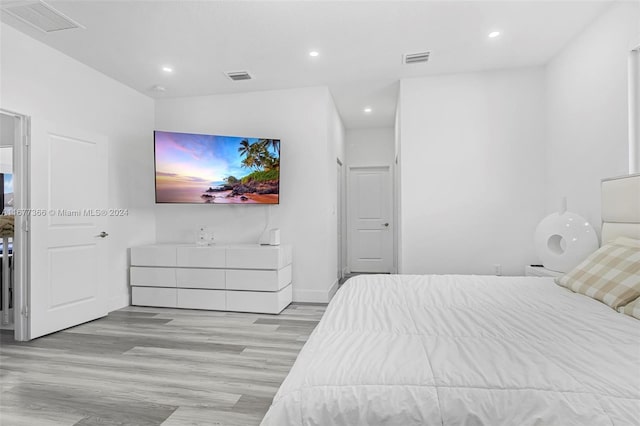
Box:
176, 268, 225, 289
132, 287, 177, 307
177, 246, 226, 268
226, 245, 292, 270
226, 285, 292, 314
226, 264, 291, 291
130, 267, 176, 287
177, 288, 226, 310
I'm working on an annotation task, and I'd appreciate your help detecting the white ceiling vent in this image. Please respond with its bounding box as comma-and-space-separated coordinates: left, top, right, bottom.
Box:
1, 0, 84, 33
225, 71, 253, 81
404, 51, 431, 64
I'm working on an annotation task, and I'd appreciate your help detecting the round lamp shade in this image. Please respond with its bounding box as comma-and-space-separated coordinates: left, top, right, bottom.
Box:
534, 211, 598, 273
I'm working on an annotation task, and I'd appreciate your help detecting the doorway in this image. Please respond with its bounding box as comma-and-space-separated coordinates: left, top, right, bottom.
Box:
347, 165, 393, 273
0, 110, 29, 341
2, 111, 110, 341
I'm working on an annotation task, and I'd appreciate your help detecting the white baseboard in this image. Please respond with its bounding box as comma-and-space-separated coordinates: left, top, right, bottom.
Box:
108, 293, 130, 312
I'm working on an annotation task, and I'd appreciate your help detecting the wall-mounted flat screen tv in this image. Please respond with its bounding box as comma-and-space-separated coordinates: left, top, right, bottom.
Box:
154, 130, 280, 204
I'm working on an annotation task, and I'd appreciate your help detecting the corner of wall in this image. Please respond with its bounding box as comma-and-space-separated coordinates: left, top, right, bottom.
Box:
394, 97, 402, 273
543, 1, 638, 231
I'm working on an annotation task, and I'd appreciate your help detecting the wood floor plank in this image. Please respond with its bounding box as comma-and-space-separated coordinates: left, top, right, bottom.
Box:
122, 346, 293, 371
0, 408, 85, 426
161, 406, 262, 426
232, 394, 273, 417
3, 383, 178, 425
0, 303, 325, 425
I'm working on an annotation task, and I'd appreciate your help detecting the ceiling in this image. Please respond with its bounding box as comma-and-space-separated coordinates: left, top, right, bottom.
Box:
1, 0, 614, 129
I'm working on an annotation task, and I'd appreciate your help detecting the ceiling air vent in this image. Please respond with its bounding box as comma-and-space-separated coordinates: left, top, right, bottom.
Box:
225, 71, 252, 81
404, 51, 431, 64
1, 0, 84, 33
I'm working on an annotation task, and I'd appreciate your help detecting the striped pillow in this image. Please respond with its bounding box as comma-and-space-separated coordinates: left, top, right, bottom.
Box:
618, 297, 640, 320
555, 237, 640, 309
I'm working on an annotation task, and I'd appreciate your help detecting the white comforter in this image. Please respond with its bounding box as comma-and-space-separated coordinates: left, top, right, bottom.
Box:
261, 274, 640, 426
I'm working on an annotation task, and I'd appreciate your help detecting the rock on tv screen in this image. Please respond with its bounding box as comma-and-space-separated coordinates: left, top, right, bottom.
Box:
154, 130, 280, 204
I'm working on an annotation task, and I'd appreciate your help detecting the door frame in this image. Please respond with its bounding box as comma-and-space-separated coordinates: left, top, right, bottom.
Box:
1, 109, 30, 341
346, 164, 395, 274
337, 158, 345, 281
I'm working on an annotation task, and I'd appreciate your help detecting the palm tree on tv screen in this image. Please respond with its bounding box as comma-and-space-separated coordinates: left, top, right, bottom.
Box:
238, 139, 279, 172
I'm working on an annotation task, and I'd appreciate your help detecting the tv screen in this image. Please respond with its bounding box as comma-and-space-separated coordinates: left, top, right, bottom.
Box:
154, 131, 280, 204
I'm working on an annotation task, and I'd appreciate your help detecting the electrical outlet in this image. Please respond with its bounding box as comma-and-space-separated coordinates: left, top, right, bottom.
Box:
494, 264, 502, 276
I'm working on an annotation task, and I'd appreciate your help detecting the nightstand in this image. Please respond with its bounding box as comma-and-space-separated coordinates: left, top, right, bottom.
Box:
525, 265, 563, 278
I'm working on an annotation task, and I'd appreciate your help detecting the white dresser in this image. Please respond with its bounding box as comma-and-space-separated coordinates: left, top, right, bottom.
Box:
130, 244, 292, 314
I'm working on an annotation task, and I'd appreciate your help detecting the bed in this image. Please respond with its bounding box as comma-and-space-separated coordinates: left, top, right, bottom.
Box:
261, 175, 640, 426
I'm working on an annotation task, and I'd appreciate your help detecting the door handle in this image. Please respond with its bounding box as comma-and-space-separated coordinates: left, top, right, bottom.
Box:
97, 231, 109, 238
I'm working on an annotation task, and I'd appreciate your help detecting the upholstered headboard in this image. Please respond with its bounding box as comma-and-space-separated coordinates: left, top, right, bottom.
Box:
601, 173, 640, 244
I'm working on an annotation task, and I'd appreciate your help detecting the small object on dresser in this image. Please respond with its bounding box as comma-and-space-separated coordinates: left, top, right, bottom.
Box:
259, 228, 281, 246
269, 228, 280, 246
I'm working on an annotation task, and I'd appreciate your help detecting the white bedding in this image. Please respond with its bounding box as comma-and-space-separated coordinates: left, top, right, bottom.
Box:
261, 274, 640, 426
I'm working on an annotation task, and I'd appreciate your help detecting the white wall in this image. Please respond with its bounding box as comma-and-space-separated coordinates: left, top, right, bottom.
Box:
398, 68, 546, 276
545, 1, 640, 236
345, 127, 394, 166
154, 86, 341, 302
0, 24, 156, 310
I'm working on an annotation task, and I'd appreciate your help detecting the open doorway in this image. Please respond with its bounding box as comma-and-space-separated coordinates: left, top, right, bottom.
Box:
0, 109, 29, 341
342, 127, 396, 279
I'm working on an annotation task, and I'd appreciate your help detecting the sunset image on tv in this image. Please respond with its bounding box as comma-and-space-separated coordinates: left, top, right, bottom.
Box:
154, 131, 280, 204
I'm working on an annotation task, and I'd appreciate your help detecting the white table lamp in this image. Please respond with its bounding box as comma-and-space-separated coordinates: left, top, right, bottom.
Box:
534, 198, 598, 273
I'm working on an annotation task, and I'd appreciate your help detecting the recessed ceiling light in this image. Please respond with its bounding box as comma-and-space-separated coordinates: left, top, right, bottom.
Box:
309, 51, 319, 57
364, 107, 372, 113
162, 66, 173, 73
488, 31, 501, 38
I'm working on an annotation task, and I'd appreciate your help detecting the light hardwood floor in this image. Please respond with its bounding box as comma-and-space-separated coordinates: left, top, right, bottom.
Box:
0, 303, 326, 426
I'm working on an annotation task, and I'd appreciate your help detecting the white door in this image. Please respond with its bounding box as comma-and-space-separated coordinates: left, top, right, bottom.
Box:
348, 166, 392, 273
29, 121, 109, 339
